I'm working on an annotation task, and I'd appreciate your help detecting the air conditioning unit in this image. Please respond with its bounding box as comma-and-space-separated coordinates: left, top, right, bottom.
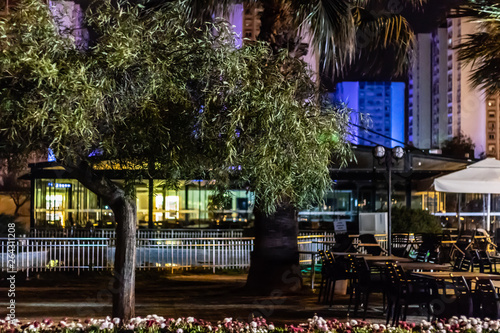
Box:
359, 213, 388, 234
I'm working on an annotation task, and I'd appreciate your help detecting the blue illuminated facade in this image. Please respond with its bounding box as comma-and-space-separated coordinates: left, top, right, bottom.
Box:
334, 82, 406, 148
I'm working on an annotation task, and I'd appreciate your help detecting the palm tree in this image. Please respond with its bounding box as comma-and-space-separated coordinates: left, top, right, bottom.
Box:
183, 0, 425, 293
455, 0, 500, 95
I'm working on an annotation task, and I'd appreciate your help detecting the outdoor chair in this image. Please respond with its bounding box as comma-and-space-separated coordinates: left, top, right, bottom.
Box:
452, 251, 474, 272
358, 234, 387, 256
477, 250, 495, 273
348, 257, 386, 319
474, 279, 500, 319
331, 233, 356, 253
317, 251, 349, 305
450, 229, 476, 259
415, 249, 429, 262
435, 275, 473, 319
385, 264, 432, 325
391, 233, 410, 257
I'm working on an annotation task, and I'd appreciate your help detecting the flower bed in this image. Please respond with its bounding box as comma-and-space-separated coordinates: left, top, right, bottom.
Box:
0, 315, 498, 333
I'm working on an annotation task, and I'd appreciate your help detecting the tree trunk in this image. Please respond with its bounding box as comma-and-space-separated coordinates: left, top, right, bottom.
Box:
65, 161, 138, 321
111, 197, 136, 321
245, 202, 302, 294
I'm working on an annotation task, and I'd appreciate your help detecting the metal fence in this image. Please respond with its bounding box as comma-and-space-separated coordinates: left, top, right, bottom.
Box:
1, 232, 387, 274
28, 228, 338, 239
28, 228, 245, 239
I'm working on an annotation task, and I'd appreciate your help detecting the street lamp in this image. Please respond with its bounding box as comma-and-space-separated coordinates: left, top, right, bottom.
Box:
372, 145, 405, 256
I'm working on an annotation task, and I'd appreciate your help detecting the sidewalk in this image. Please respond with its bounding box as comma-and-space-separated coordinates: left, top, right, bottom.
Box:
0, 271, 423, 325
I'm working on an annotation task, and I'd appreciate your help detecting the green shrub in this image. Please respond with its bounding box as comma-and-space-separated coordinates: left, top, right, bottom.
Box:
391, 206, 442, 234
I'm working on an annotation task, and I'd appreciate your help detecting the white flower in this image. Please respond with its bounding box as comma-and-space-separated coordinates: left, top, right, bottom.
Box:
471, 319, 478, 326
224, 318, 233, 323
113, 318, 120, 325
372, 324, 380, 331
127, 324, 135, 330
208, 325, 212, 331
483, 322, 489, 329
437, 323, 444, 329
313, 316, 318, 321
268, 325, 275, 330
160, 323, 166, 329
187, 317, 195, 324
177, 329, 184, 333
100, 322, 109, 330
350, 320, 358, 326
251, 322, 258, 328
465, 324, 472, 330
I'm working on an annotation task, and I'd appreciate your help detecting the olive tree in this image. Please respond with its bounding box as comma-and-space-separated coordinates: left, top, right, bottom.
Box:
0, 0, 351, 318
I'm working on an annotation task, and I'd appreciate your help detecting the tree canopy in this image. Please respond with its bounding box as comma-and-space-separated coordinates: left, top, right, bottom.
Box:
0, 0, 352, 214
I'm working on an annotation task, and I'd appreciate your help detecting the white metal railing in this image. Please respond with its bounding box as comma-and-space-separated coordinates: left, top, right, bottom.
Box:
28, 228, 340, 239
28, 228, 244, 239
3, 232, 390, 273
1, 234, 349, 273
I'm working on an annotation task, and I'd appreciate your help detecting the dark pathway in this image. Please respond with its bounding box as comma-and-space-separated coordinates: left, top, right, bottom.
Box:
0, 271, 424, 325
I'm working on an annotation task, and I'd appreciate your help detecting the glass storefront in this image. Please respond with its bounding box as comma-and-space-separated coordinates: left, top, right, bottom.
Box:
33, 178, 256, 229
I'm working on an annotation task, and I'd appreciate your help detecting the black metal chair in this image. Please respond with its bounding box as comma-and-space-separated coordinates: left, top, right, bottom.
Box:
436, 275, 473, 319
474, 279, 500, 319
331, 233, 356, 253
317, 251, 349, 305
385, 263, 432, 325
348, 257, 386, 319
477, 250, 495, 273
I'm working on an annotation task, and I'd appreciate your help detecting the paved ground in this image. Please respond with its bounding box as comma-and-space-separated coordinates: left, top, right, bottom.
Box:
0, 270, 426, 325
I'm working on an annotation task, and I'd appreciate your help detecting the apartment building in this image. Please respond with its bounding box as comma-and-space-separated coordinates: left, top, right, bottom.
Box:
409, 17, 494, 158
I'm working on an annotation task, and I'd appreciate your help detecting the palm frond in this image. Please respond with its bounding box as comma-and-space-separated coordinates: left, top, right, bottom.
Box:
292, 0, 356, 75
351, 0, 426, 11
455, 0, 500, 94
349, 7, 415, 77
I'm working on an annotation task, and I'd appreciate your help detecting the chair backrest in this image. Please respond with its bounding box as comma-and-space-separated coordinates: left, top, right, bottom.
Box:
450, 274, 470, 296
359, 233, 378, 244
475, 279, 500, 319
478, 250, 494, 273
427, 251, 439, 263
359, 234, 384, 255
449, 274, 473, 317
453, 253, 465, 271
331, 233, 355, 252
415, 248, 429, 262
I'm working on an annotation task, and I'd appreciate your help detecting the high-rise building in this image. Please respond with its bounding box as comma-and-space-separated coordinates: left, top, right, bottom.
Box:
335, 81, 405, 148
409, 18, 491, 158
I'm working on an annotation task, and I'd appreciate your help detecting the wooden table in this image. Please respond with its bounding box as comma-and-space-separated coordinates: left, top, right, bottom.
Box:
372, 261, 450, 271
362, 255, 414, 262
329, 253, 413, 262
412, 271, 500, 281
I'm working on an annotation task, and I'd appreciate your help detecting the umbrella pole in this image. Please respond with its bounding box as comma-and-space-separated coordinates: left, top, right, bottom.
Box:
458, 194, 461, 231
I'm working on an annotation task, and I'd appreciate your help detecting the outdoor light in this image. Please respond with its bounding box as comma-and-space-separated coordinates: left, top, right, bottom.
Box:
373, 145, 386, 159
372, 144, 406, 256
392, 146, 405, 160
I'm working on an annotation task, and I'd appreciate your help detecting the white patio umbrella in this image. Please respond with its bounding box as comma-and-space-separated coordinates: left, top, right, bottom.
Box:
433, 158, 500, 230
